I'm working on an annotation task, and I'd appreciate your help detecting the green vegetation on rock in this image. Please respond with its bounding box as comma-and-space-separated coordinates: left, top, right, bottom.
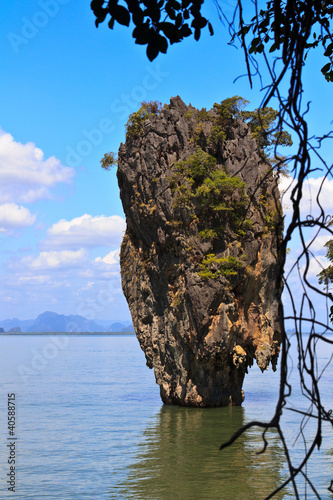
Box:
169, 145, 251, 282
117, 96, 286, 286
213, 96, 249, 124
169, 146, 251, 239
209, 96, 292, 160
243, 107, 293, 158
182, 96, 293, 164
198, 254, 244, 280
125, 100, 162, 139
100, 151, 118, 170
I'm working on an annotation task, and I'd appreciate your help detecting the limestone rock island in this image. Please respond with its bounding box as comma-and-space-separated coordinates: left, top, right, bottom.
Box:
117, 96, 283, 407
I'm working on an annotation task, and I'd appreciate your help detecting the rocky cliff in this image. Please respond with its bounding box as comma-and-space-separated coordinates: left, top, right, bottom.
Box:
117, 96, 283, 407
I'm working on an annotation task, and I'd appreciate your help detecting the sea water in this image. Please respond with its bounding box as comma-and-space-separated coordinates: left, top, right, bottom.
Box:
0, 334, 332, 499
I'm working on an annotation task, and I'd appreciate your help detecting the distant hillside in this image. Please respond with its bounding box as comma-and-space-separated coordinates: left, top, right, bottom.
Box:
0, 318, 34, 331
0, 312, 134, 333
27, 312, 99, 333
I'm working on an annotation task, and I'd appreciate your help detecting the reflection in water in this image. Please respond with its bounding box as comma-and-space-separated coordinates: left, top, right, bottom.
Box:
115, 405, 292, 499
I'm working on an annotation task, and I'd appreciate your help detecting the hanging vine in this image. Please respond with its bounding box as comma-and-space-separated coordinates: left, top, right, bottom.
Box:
213, 1, 333, 498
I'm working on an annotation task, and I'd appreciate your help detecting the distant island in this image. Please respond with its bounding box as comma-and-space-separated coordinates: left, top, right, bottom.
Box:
0, 311, 134, 334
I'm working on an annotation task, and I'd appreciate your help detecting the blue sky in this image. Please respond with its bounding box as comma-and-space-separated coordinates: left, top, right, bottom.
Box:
0, 1, 332, 325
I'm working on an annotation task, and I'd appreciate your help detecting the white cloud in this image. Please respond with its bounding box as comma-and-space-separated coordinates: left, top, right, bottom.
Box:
305, 233, 333, 254
0, 203, 36, 231
21, 249, 88, 271
94, 249, 119, 266
89, 250, 121, 281
43, 214, 126, 249
280, 175, 333, 218
0, 129, 75, 203
303, 255, 329, 280
1, 248, 128, 321
18, 275, 50, 285
282, 253, 331, 324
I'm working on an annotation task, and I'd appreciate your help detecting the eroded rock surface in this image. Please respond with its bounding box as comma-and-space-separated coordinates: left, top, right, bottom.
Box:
117, 96, 283, 407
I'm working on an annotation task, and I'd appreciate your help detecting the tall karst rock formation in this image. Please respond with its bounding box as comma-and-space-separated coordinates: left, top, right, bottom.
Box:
117, 96, 283, 407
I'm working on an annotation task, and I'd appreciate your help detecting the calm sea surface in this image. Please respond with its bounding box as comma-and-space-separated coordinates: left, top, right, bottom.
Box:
0, 334, 332, 499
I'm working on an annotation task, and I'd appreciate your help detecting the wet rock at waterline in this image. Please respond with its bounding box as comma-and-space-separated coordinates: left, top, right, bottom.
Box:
117, 96, 283, 407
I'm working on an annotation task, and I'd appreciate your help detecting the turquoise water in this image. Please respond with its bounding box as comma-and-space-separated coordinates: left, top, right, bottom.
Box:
0, 334, 331, 499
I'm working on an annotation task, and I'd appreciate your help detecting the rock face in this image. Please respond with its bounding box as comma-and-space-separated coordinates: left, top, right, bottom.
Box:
117, 96, 283, 407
